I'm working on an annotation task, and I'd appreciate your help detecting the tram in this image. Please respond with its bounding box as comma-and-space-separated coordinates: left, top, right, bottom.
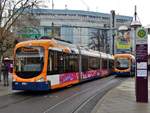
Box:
12, 39, 114, 91
113, 53, 135, 76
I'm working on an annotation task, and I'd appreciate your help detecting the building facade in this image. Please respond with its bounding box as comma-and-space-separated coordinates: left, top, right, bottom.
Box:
17, 9, 132, 53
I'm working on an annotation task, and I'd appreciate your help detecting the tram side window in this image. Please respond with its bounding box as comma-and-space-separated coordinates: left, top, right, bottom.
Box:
109, 60, 114, 70
47, 51, 79, 75
82, 55, 88, 72
88, 57, 100, 70
47, 51, 63, 75
102, 59, 107, 69
64, 54, 79, 73
109, 60, 113, 68
63, 54, 69, 73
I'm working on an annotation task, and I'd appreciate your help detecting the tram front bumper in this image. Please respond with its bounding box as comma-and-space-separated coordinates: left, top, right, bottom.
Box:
113, 72, 130, 76
12, 81, 50, 91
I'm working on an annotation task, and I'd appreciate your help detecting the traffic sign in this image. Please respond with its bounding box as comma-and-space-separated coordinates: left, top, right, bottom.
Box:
137, 29, 146, 38
136, 27, 147, 44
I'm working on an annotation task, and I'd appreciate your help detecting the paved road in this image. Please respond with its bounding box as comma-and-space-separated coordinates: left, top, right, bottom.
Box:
0, 76, 126, 113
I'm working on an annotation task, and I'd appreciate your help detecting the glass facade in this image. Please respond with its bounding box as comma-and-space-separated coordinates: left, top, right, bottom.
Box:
16, 9, 132, 54
61, 27, 73, 43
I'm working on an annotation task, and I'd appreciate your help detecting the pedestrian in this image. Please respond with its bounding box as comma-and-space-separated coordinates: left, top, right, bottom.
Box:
1, 62, 9, 86
0, 63, 2, 82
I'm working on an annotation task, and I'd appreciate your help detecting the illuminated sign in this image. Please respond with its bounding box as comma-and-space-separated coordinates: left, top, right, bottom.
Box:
19, 47, 39, 53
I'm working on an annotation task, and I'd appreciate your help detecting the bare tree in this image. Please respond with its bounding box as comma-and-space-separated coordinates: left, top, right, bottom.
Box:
88, 29, 108, 52
14, 13, 40, 28
88, 30, 101, 51
0, 0, 42, 60
13, 12, 40, 40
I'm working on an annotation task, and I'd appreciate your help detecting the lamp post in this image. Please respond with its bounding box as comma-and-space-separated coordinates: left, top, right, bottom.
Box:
52, 0, 54, 10
51, 0, 54, 38
111, 10, 116, 55
51, 22, 54, 38
130, 6, 142, 55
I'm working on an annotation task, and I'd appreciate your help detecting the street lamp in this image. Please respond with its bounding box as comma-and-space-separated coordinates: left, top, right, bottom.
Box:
110, 10, 116, 55
51, 22, 54, 38
130, 6, 141, 55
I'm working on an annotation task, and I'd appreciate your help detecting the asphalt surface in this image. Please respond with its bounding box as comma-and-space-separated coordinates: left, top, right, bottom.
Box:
0, 76, 126, 113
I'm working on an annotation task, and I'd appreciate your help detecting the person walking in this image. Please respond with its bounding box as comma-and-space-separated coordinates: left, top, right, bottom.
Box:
1, 62, 9, 86
0, 63, 2, 82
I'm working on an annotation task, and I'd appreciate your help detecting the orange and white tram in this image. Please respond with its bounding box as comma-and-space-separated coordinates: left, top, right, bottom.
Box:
12, 39, 114, 91
113, 53, 135, 76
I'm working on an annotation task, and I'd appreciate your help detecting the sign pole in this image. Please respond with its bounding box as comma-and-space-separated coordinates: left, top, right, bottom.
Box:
136, 27, 148, 103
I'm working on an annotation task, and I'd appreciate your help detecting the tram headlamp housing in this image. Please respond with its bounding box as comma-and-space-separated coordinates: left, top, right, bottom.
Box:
37, 77, 44, 82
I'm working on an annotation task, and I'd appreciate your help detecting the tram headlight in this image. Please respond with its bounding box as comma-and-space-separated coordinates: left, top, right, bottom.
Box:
37, 78, 44, 82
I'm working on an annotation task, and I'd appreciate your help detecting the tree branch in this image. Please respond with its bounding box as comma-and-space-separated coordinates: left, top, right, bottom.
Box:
0, 0, 42, 56
0, 0, 8, 26
2, 0, 37, 36
1, 0, 7, 12
12, 0, 23, 12
5, 6, 31, 32
3, 0, 28, 29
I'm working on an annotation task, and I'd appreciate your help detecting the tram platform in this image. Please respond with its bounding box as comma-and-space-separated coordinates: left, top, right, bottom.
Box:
0, 73, 12, 96
91, 76, 150, 113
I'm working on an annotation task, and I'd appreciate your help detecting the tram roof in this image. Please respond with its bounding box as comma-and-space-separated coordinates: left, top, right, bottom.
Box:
107, 54, 114, 60
80, 49, 100, 57
114, 53, 135, 59
16, 39, 113, 58
100, 52, 108, 59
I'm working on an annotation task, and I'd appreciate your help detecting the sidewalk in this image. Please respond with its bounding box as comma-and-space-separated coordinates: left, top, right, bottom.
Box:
0, 73, 12, 96
92, 76, 150, 113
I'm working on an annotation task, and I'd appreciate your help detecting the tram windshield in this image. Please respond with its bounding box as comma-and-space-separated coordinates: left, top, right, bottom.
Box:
116, 58, 129, 70
15, 46, 44, 78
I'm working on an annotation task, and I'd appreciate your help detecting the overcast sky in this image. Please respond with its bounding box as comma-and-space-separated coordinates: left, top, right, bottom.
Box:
46, 0, 149, 26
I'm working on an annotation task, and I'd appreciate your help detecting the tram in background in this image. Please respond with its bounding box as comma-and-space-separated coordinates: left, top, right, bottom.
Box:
113, 54, 135, 77
12, 39, 114, 91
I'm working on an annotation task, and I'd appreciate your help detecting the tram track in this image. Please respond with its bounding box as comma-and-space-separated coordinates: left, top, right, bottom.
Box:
0, 76, 126, 113
43, 76, 125, 113
72, 79, 122, 113
0, 95, 31, 109
0, 91, 47, 109
0, 76, 114, 110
